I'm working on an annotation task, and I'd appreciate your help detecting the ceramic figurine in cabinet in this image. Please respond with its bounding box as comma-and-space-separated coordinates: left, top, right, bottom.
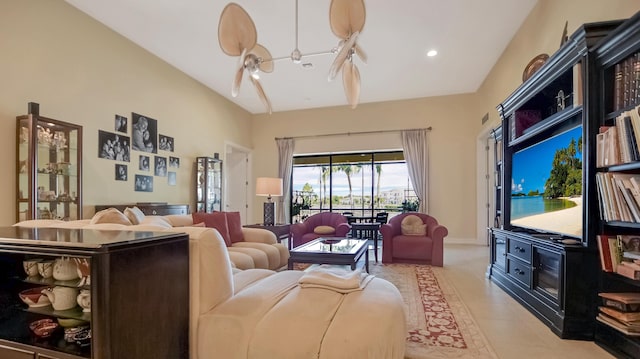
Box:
37, 260, 54, 279
23, 258, 41, 277
41, 286, 79, 311
74, 258, 90, 286
53, 257, 79, 281
77, 289, 90, 312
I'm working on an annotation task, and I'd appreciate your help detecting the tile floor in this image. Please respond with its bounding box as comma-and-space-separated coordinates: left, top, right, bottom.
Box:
441, 243, 614, 359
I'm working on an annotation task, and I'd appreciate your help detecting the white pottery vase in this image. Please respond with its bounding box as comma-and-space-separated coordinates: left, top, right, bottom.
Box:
41, 286, 79, 311
53, 257, 79, 281
77, 289, 91, 313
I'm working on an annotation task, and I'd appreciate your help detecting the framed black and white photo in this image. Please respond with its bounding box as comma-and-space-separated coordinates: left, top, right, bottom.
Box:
168, 172, 177, 186
154, 156, 167, 177
98, 130, 130, 162
131, 112, 158, 153
169, 156, 180, 168
139, 155, 150, 172
159, 134, 174, 152
134, 174, 153, 192
115, 164, 127, 181
115, 114, 128, 133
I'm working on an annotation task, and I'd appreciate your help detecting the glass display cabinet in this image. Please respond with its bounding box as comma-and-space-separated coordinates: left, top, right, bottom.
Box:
195, 156, 222, 212
16, 103, 82, 222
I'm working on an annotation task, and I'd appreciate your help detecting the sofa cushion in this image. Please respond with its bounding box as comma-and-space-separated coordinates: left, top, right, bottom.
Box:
401, 215, 426, 236
193, 212, 231, 246
225, 212, 245, 243
124, 206, 145, 225
141, 216, 173, 228
90, 208, 131, 225
313, 225, 335, 235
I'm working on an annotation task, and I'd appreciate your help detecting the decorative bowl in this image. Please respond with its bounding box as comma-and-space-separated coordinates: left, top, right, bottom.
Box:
57, 318, 88, 328
19, 286, 52, 307
29, 318, 59, 338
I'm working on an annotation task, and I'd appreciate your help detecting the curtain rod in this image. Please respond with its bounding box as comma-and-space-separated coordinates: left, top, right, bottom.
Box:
275, 127, 432, 140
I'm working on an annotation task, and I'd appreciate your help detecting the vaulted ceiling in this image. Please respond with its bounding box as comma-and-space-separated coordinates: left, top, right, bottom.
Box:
65, 0, 538, 114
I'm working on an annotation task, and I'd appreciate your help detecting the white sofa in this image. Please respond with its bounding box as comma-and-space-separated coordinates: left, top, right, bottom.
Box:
14, 214, 289, 271
15, 217, 407, 359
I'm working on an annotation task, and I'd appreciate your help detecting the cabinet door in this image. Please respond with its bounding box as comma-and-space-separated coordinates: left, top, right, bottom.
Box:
533, 247, 562, 304
492, 232, 507, 270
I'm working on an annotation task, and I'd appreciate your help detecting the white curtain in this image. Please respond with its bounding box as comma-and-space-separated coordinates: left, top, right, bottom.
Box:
401, 129, 429, 213
276, 138, 295, 224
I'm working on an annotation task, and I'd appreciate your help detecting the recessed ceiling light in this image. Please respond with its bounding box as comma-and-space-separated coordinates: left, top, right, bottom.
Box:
426, 50, 438, 57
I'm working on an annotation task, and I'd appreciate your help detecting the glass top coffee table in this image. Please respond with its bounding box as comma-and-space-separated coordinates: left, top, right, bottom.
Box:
288, 237, 369, 272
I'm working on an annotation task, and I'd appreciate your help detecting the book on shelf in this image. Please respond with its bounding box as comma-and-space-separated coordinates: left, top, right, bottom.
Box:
597, 235, 615, 272
600, 306, 640, 322
597, 312, 640, 336
616, 261, 640, 280
595, 172, 640, 223
597, 234, 623, 272
600, 292, 640, 312
615, 63, 624, 112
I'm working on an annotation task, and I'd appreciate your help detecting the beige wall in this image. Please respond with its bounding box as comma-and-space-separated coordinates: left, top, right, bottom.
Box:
0, 1, 252, 224
252, 94, 483, 242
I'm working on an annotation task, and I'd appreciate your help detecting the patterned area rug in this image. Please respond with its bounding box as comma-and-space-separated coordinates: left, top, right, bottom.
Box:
369, 262, 497, 359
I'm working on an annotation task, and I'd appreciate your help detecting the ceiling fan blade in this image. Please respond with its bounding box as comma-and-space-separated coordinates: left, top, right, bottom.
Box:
232, 48, 247, 97
328, 31, 359, 81
354, 44, 367, 63
329, 0, 366, 39
250, 44, 274, 73
342, 61, 360, 109
250, 76, 273, 114
218, 3, 257, 56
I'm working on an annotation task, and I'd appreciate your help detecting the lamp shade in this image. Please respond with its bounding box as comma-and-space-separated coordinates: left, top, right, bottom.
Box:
256, 177, 283, 197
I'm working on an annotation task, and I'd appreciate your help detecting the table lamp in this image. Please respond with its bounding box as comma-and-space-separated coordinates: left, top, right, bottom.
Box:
256, 177, 283, 226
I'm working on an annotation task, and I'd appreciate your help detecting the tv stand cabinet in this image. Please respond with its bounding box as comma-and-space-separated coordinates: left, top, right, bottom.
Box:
488, 19, 623, 340
488, 229, 598, 339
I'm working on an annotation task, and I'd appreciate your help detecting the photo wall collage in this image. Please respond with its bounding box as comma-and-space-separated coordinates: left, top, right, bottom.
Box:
98, 112, 179, 192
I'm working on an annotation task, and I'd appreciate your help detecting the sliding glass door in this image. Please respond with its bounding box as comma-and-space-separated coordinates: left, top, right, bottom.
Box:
291, 151, 417, 223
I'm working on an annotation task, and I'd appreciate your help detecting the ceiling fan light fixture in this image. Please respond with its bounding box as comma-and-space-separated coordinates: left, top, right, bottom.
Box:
291, 48, 302, 64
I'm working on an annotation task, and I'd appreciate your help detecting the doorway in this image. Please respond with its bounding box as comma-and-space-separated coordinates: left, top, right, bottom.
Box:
225, 142, 252, 224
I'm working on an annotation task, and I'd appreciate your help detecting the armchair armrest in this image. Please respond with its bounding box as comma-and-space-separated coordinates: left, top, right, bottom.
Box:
241, 228, 277, 244
290, 222, 309, 240
428, 224, 448, 241
335, 223, 351, 237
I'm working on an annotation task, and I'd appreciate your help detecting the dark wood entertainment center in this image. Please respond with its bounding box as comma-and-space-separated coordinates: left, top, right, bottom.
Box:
488, 19, 623, 340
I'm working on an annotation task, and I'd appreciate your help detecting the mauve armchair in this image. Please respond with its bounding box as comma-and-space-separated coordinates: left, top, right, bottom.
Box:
290, 212, 351, 248
380, 212, 448, 266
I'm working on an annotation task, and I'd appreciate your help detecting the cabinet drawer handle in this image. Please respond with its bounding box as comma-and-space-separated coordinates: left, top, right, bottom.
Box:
514, 268, 525, 275
514, 246, 525, 253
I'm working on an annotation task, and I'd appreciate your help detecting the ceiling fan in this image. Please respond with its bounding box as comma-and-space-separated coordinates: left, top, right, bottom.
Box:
327, 0, 367, 109
218, 3, 274, 114
217, 0, 367, 113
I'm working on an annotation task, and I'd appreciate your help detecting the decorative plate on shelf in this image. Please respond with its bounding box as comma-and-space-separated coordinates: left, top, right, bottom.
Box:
522, 53, 549, 82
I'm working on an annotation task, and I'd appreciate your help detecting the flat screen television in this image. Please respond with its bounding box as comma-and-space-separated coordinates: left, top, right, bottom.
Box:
510, 125, 583, 238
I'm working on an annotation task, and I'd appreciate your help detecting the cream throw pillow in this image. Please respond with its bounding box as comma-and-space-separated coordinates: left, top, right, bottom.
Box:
401, 215, 426, 236
90, 208, 131, 225
124, 206, 145, 225
314, 225, 336, 235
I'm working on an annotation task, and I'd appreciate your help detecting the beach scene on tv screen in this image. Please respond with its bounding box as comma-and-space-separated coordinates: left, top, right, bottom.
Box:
510, 126, 582, 237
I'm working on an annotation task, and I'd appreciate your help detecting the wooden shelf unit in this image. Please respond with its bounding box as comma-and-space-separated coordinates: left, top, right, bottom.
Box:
0, 227, 189, 359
